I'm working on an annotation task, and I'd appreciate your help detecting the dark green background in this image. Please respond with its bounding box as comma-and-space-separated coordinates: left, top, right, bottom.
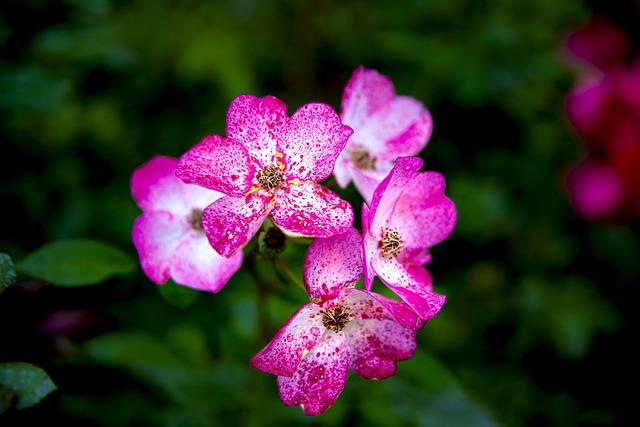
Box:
1, 0, 638, 426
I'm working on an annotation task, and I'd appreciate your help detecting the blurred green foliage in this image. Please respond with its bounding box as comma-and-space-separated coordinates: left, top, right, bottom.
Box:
1, 0, 638, 426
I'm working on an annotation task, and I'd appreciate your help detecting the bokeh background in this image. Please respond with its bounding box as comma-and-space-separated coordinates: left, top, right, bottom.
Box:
1, 0, 638, 426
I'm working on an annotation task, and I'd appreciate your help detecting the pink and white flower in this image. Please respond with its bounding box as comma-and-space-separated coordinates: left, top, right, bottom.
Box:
176, 95, 355, 257
362, 156, 455, 324
131, 155, 242, 292
250, 228, 422, 416
333, 66, 433, 203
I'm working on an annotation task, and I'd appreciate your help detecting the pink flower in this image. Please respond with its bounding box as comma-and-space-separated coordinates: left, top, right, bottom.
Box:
362, 156, 456, 324
250, 228, 422, 416
565, 60, 640, 221
333, 66, 433, 203
564, 16, 632, 71
131, 155, 242, 292
176, 95, 355, 257
566, 159, 625, 221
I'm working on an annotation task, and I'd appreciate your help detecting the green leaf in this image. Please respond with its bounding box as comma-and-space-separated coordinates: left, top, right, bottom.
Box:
0, 362, 57, 410
157, 279, 199, 309
0, 253, 17, 295
0, 386, 15, 415
15, 238, 136, 286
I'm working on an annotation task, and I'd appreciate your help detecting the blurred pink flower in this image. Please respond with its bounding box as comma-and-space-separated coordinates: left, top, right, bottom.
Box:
565, 16, 632, 70
362, 156, 455, 323
131, 155, 243, 292
565, 60, 640, 221
250, 228, 422, 416
176, 95, 354, 257
333, 66, 433, 203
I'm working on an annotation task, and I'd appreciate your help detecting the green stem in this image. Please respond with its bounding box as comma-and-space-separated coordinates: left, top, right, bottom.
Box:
274, 255, 306, 293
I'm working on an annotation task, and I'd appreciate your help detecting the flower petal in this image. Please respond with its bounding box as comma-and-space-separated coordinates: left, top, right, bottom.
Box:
303, 228, 362, 301
361, 203, 376, 291
225, 95, 288, 167
131, 155, 181, 212
278, 103, 353, 182
176, 135, 256, 197
392, 172, 457, 251
566, 158, 625, 220
351, 166, 386, 205
371, 255, 445, 321
250, 304, 324, 377
271, 182, 354, 237
344, 291, 417, 379
277, 332, 349, 416
364, 97, 432, 162
369, 156, 424, 237
132, 212, 186, 284
340, 66, 396, 129
201, 193, 272, 257
170, 234, 243, 292
346, 288, 420, 329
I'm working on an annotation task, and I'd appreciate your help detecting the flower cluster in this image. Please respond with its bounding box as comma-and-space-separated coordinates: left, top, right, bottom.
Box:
563, 7, 640, 222
130, 66, 456, 415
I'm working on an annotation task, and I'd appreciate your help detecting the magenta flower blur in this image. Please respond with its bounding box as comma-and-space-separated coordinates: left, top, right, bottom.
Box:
131, 155, 242, 292
176, 95, 355, 257
362, 156, 455, 324
565, 58, 640, 221
333, 66, 433, 202
564, 16, 632, 71
250, 228, 422, 416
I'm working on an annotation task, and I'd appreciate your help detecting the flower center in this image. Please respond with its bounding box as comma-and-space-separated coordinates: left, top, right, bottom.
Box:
349, 146, 376, 170
380, 227, 403, 257
322, 305, 351, 332
256, 164, 284, 190
187, 208, 204, 231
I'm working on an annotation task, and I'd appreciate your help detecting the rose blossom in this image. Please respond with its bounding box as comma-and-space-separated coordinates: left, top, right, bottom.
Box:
333, 66, 433, 203
131, 155, 242, 292
250, 228, 427, 416
177, 95, 355, 257
362, 156, 455, 324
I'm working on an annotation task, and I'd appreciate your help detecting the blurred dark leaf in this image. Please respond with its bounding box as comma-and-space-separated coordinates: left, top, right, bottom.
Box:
157, 279, 200, 309
0, 253, 17, 295
0, 362, 56, 410
15, 238, 135, 286
514, 275, 623, 360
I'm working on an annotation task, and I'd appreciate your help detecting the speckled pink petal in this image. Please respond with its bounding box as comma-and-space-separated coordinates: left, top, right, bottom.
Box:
201, 193, 272, 257
303, 228, 362, 301
271, 182, 354, 238
176, 135, 256, 197
250, 304, 324, 377
361, 203, 376, 291
225, 95, 288, 167
278, 103, 353, 182
341, 66, 395, 129
132, 212, 186, 284
392, 172, 456, 251
277, 332, 349, 416
170, 234, 243, 292
132, 155, 224, 217
399, 247, 432, 266
359, 97, 432, 162
372, 255, 445, 321
347, 288, 420, 329
369, 156, 424, 237
344, 292, 417, 379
